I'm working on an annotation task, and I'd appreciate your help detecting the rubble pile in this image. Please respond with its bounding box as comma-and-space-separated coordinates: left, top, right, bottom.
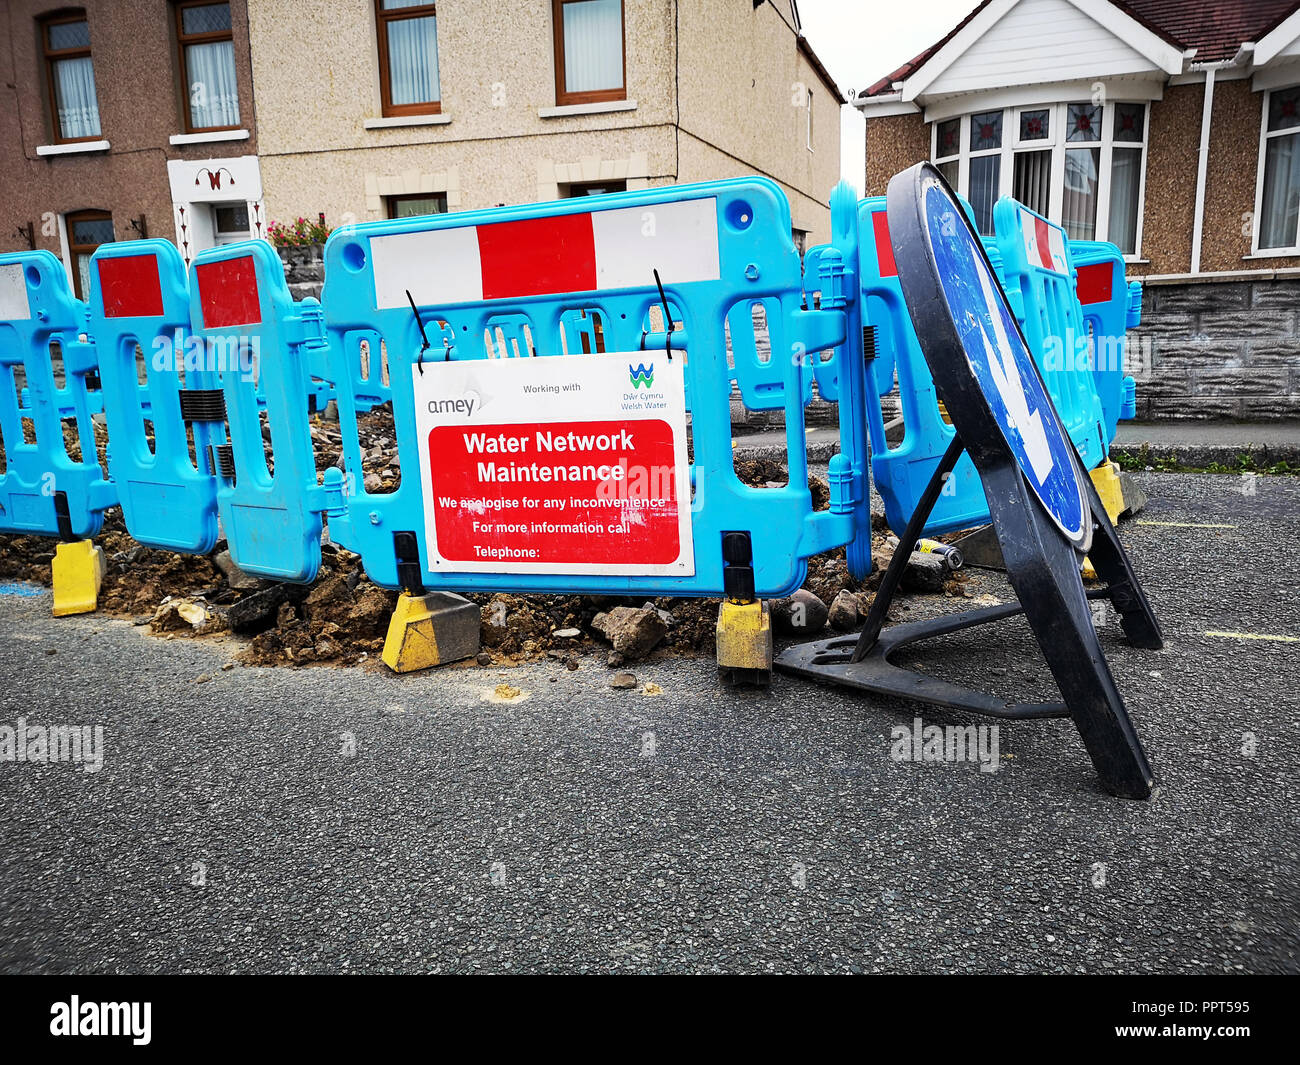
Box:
0, 407, 971, 670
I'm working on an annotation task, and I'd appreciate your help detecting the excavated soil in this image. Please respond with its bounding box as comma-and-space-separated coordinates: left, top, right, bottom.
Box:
0, 409, 969, 669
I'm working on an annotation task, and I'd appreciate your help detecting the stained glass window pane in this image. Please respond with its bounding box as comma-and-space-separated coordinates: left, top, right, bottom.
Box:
72, 216, 114, 245
1067, 103, 1101, 142
936, 118, 960, 158
1114, 103, 1145, 142
1019, 109, 1049, 141
182, 3, 232, 35
1269, 87, 1300, 133
970, 111, 1002, 151
48, 20, 90, 50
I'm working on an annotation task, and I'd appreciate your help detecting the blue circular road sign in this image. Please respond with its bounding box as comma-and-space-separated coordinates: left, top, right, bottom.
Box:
919, 173, 1091, 551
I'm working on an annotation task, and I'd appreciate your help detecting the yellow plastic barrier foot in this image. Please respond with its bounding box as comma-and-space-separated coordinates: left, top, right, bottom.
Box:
716, 599, 772, 687
51, 540, 105, 617
382, 591, 480, 673
1090, 460, 1148, 524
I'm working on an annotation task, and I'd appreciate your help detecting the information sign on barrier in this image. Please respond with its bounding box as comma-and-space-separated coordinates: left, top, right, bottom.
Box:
411, 353, 693, 576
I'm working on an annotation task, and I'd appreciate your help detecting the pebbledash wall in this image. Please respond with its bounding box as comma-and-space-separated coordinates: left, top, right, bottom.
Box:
246, 0, 842, 246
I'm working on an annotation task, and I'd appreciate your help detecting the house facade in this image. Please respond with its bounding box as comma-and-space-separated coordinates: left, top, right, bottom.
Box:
857, 0, 1300, 419
1, 0, 264, 293
1, 1, 841, 287
245, 0, 841, 247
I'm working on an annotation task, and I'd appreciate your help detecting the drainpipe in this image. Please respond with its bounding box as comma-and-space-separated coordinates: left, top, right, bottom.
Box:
1190, 66, 1216, 275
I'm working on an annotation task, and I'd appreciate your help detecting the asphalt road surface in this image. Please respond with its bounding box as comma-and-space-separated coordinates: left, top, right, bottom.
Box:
1, 471, 1296, 973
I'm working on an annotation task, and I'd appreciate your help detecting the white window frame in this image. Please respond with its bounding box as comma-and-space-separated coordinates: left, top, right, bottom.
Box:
929, 100, 1149, 260
1251, 85, 1300, 256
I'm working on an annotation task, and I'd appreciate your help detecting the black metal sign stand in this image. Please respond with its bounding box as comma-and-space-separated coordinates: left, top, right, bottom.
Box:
775, 163, 1162, 799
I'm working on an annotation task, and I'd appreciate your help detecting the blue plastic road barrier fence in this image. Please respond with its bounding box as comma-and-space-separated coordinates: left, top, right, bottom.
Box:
0, 251, 114, 537
321, 177, 868, 596
189, 240, 337, 583
992, 198, 1107, 472
815, 195, 990, 538
1069, 238, 1141, 436
87, 239, 223, 553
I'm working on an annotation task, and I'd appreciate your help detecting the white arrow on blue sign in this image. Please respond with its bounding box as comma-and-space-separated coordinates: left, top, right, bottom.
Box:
923, 178, 1092, 551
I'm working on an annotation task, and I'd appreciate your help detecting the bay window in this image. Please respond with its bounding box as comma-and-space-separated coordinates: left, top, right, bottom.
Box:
1257, 85, 1300, 252
931, 100, 1148, 255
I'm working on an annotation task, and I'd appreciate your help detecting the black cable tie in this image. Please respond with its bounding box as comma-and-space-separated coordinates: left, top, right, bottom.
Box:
653, 268, 673, 362
406, 288, 431, 375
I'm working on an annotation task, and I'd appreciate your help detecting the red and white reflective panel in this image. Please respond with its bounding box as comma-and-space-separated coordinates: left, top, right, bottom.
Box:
0, 263, 31, 321
1021, 208, 1069, 275
97, 254, 164, 318
871, 212, 898, 278
370, 198, 721, 310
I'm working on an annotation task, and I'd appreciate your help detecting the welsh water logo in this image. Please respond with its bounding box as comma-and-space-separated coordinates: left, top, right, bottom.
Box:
629, 362, 654, 389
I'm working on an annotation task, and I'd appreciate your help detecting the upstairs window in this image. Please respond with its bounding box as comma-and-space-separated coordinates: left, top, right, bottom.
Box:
175, 1, 241, 131
553, 0, 625, 106
375, 0, 441, 116
1258, 86, 1300, 252
42, 12, 101, 142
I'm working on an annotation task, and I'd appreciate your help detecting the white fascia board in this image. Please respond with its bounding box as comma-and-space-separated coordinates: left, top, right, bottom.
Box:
901, 0, 1020, 102
1255, 8, 1300, 66
1067, 0, 1185, 73
904, 0, 1184, 104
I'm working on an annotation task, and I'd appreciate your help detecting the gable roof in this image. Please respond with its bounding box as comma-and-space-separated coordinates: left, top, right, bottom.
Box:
858, 0, 1300, 100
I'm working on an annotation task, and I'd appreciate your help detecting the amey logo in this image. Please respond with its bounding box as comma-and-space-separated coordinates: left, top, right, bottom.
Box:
50, 996, 151, 1045
629, 362, 654, 389
426, 394, 477, 417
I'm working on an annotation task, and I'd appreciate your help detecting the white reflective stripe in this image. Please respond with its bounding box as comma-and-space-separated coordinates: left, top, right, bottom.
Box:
590, 198, 720, 289
371, 226, 483, 310
1046, 225, 1069, 274
0, 263, 31, 321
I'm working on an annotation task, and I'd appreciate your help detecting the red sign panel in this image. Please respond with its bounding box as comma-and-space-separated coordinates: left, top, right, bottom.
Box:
1075, 262, 1114, 305
476, 214, 598, 300
195, 255, 262, 328
428, 418, 681, 566
97, 254, 164, 318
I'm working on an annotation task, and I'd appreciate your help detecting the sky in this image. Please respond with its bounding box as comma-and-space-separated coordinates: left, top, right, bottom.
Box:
795, 0, 979, 193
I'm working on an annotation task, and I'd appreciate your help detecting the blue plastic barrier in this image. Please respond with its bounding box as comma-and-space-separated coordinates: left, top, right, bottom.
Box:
822, 196, 990, 537
0, 251, 114, 537
86, 239, 224, 553
992, 199, 1107, 471
320, 178, 867, 596
1069, 238, 1141, 436
188, 241, 338, 582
